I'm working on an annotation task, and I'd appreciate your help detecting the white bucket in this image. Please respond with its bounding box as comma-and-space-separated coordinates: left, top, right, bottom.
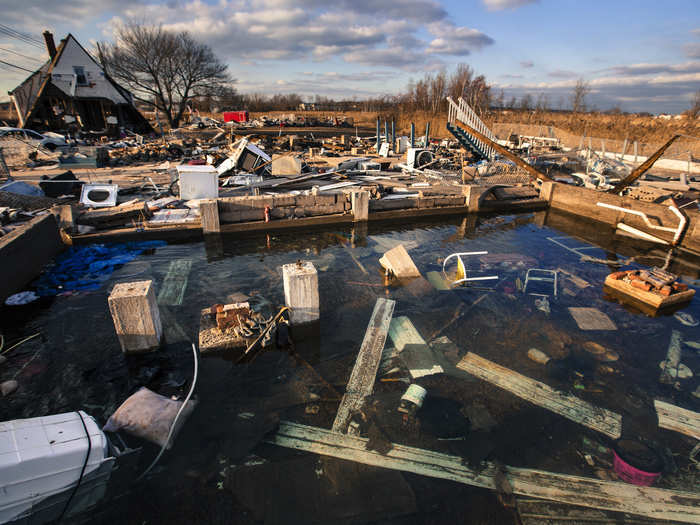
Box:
401, 384, 427, 408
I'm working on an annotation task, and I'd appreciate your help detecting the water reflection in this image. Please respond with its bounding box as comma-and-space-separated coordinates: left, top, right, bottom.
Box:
1, 211, 698, 524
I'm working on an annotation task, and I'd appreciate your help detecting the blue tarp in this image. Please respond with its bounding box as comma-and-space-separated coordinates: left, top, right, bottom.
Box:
33, 241, 167, 295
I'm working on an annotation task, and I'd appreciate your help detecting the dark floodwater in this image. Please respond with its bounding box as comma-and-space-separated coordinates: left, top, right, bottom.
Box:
1, 210, 699, 524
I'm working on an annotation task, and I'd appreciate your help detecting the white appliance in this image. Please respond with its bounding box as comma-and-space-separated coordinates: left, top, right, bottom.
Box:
406, 148, 434, 169
0, 411, 116, 524
176, 164, 219, 200
79, 184, 118, 207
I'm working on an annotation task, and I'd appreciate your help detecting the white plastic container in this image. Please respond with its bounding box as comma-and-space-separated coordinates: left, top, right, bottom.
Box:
0, 411, 115, 523
176, 165, 218, 200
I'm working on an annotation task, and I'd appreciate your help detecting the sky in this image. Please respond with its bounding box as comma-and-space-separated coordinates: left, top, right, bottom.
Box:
0, 0, 698, 113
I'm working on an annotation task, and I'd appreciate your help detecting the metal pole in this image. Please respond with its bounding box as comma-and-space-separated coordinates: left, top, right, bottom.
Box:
391, 120, 395, 147
425, 122, 430, 147
410, 123, 415, 148
384, 121, 388, 145
376, 118, 380, 151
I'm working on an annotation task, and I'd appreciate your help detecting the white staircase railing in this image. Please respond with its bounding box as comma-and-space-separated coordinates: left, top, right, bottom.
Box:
446, 97, 496, 161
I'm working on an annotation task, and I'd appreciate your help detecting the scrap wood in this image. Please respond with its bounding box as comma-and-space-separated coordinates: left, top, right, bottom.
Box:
333, 298, 395, 433
157, 259, 192, 306
456, 352, 622, 439
654, 400, 700, 440
267, 421, 700, 523
388, 316, 444, 379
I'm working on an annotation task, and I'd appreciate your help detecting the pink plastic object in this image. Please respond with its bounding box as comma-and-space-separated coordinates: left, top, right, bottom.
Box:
613, 450, 661, 486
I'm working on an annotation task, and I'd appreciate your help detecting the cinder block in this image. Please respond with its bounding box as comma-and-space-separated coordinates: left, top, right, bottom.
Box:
108, 280, 162, 353
282, 261, 319, 325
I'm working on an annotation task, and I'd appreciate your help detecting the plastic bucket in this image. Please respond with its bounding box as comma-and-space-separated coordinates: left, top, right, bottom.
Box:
401, 384, 427, 408
612, 440, 662, 486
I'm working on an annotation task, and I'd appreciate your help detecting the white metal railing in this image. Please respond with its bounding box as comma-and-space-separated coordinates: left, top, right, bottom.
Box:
596, 202, 687, 246
446, 97, 496, 160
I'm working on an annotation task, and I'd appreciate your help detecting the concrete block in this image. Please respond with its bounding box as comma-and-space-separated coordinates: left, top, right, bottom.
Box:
273, 194, 297, 207
200, 199, 220, 233
463, 186, 484, 212
272, 155, 302, 177
351, 191, 369, 221
0, 214, 64, 305
539, 181, 556, 202
379, 244, 421, 278
108, 280, 162, 353
282, 261, 319, 325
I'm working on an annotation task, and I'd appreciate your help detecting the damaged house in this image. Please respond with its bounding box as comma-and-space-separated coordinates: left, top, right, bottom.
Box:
8, 32, 153, 134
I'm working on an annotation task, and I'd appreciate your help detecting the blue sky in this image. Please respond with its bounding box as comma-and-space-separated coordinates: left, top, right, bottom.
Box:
0, 0, 698, 113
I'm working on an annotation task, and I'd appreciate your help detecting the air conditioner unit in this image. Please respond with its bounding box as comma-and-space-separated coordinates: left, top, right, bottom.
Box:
406, 148, 434, 169
80, 183, 118, 207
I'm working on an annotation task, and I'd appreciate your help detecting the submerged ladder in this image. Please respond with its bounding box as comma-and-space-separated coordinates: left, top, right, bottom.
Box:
446, 97, 497, 162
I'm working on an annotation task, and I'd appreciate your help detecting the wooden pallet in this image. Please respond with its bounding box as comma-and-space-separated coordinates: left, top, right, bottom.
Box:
604, 275, 694, 311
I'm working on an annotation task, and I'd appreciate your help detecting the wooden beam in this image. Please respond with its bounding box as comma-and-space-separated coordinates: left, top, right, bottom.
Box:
654, 400, 700, 440
609, 135, 680, 194
157, 259, 192, 306
452, 121, 552, 182
456, 352, 622, 439
333, 298, 395, 433
267, 421, 700, 523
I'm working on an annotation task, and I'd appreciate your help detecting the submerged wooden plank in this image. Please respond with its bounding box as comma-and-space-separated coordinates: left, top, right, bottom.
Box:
568, 307, 617, 330
332, 298, 395, 433
425, 270, 450, 290
388, 316, 426, 351
388, 316, 444, 379
157, 259, 193, 305
267, 421, 700, 524
654, 400, 700, 440
456, 352, 622, 439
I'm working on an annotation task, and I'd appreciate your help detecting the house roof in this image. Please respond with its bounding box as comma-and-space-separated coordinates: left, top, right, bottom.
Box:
8, 34, 139, 127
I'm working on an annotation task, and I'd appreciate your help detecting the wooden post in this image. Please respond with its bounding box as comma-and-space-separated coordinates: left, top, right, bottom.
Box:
200, 199, 220, 233
351, 190, 369, 222
108, 280, 162, 353
282, 261, 319, 325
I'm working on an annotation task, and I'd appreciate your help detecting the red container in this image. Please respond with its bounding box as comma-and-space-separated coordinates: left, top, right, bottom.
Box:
223, 111, 249, 123
612, 447, 661, 486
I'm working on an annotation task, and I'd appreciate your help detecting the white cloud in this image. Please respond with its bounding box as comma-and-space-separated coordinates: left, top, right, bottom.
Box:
482, 0, 538, 11
426, 22, 494, 55
548, 70, 577, 79
520, 60, 534, 68
684, 43, 700, 59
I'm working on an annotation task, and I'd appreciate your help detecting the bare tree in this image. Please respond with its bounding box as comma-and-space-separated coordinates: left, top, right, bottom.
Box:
535, 92, 549, 112
688, 89, 700, 120
98, 23, 232, 129
571, 78, 590, 113
519, 94, 533, 111
429, 70, 447, 114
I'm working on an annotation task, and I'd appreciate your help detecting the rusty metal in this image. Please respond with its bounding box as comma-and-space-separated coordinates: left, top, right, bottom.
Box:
608, 135, 680, 194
